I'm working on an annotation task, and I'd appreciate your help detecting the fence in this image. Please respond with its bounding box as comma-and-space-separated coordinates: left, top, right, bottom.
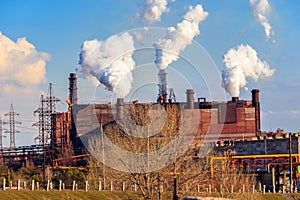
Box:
0, 178, 290, 194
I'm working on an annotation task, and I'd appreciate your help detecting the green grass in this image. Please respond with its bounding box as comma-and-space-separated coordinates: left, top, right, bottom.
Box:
0, 191, 143, 200
0, 191, 300, 200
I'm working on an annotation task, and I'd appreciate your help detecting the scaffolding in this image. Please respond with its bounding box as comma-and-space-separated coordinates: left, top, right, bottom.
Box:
4, 104, 21, 149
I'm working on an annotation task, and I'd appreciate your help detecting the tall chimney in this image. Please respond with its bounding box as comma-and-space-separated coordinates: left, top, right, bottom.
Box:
186, 89, 195, 109
232, 97, 239, 103
157, 69, 167, 104
116, 98, 124, 120
69, 73, 78, 105
251, 89, 260, 135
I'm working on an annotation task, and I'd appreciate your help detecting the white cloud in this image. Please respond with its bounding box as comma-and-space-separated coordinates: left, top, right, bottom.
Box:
0, 32, 50, 88
142, 0, 175, 23
262, 110, 300, 118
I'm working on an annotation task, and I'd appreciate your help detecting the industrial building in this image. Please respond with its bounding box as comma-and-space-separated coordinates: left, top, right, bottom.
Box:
70, 71, 261, 144
0, 72, 299, 192
0, 72, 266, 167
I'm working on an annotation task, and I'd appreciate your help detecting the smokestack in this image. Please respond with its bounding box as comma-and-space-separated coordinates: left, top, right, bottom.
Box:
186, 89, 195, 109
116, 98, 124, 120
252, 89, 260, 106
157, 69, 167, 104
232, 97, 239, 103
252, 89, 261, 135
69, 73, 78, 105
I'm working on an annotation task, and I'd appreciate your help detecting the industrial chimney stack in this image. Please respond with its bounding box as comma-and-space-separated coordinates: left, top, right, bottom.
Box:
232, 97, 239, 103
251, 89, 261, 136
186, 89, 195, 109
116, 98, 124, 120
157, 69, 167, 104
69, 73, 78, 105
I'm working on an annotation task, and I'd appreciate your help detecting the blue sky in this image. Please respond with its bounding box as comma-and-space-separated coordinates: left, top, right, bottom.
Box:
0, 0, 300, 146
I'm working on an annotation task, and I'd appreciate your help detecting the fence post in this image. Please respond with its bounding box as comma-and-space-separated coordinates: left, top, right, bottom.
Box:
98, 180, 101, 191
46, 180, 50, 191
36, 182, 39, 190
231, 185, 234, 193
197, 185, 200, 193
110, 181, 113, 191
72, 180, 75, 191
31, 179, 35, 191
17, 179, 20, 191
85, 181, 88, 191
252, 185, 255, 193
122, 182, 125, 191
208, 184, 211, 193
3, 179, 6, 191
59, 180, 62, 191
242, 185, 245, 194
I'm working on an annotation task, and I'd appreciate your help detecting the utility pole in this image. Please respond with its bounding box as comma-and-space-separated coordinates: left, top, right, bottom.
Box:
4, 104, 21, 149
0, 117, 3, 149
0, 117, 7, 150
289, 132, 293, 193
33, 83, 60, 180
33, 83, 60, 145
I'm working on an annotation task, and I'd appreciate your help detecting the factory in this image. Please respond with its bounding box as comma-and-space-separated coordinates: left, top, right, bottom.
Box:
0, 72, 269, 166
0, 72, 298, 192
69, 69, 261, 143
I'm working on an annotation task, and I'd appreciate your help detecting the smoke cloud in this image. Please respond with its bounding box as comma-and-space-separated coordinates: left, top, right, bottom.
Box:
78, 32, 136, 98
222, 44, 274, 97
0, 32, 50, 88
154, 4, 208, 70
249, 0, 274, 39
142, 0, 175, 23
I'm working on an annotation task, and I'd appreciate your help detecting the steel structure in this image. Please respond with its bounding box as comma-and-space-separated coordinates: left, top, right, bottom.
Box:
0, 117, 3, 149
210, 154, 300, 177
0, 117, 6, 149
33, 83, 60, 145
33, 83, 60, 180
4, 104, 21, 149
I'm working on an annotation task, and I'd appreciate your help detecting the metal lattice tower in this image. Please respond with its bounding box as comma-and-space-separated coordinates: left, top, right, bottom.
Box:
0, 117, 2, 149
33, 95, 47, 145
4, 104, 21, 149
33, 83, 60, 145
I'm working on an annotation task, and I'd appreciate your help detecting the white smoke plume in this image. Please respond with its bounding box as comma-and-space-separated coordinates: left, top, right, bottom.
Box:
222, 44, 274, 97
78, 32, 136, 98
249, 0, 274, 39
142, 0, 175, 23
0, 32, 50, 88
154, 4, 208, 70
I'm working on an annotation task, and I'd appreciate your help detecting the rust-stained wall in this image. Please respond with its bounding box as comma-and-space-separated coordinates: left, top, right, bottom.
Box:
73, 98, 258, 142
52, 112, 73, 160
